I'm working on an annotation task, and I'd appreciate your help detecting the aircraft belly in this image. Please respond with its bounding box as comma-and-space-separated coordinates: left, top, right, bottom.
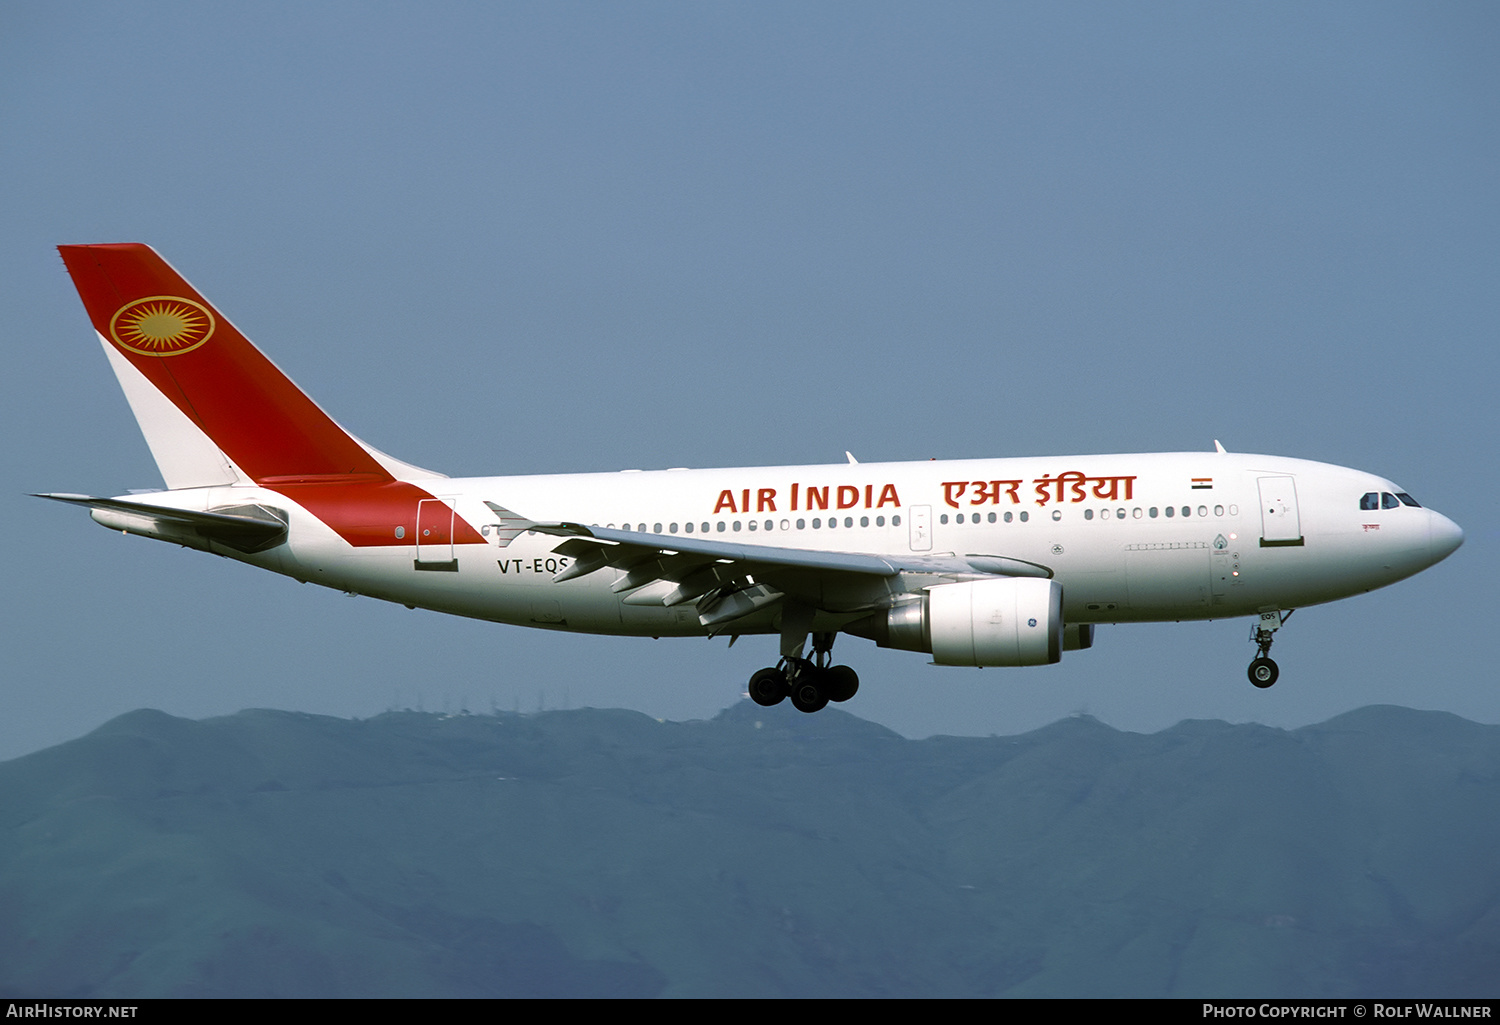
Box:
1125, 546, 1210, 613
305, 542, 722, 637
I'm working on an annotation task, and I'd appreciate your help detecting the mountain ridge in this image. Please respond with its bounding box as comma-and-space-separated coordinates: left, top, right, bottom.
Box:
2, 701, 1496, 997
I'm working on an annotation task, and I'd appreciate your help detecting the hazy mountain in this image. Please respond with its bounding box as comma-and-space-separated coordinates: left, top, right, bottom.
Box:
1, 701, 1496, 997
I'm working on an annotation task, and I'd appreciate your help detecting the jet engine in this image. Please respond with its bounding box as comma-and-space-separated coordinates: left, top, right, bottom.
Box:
846, 577, 1064, 667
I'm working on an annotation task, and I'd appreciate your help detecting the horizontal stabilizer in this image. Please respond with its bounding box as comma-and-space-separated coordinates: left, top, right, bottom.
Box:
481, 501, 534, 548
35, 494, 288, 553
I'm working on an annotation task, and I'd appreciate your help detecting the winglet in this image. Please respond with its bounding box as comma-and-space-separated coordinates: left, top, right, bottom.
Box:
1214, 440, 1228, 454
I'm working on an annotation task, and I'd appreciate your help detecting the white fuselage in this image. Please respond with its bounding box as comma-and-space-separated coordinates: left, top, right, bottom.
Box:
129, 450, 1461, 642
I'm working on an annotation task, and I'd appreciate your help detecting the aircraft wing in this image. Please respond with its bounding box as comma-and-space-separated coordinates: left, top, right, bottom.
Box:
494, 503, 1051, 631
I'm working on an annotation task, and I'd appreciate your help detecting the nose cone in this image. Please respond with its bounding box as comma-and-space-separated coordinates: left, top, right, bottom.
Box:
1428, 510, 1464, 564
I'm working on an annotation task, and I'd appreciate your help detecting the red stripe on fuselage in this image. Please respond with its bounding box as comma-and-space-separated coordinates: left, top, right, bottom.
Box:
271, 480, 486, 548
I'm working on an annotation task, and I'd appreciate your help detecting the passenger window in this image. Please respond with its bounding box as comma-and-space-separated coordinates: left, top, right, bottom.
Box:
1381, 492, 1400, 510
797, 518, 806, 529
685, 522, 693, 533
1004, 512, 1013, 523
1360, 492, 1379, 511
940, 514, 949, 524
987, 512, 996, 523
1019, 511, 1029, 522
654, 523, 662, 533
892, 515, 901, 526
1085, 509, 1094, 521
1165, 506, 1174, 518
716, 521, 726, 533
860, 516, 869, 527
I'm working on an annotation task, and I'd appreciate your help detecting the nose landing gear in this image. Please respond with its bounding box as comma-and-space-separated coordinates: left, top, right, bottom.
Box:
1248, 656, 1279, 688
1247, 609, 1292, 688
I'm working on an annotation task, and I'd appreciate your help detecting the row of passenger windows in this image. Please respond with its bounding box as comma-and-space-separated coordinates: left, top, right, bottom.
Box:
1086, 504, 1234, 520
601, 504, 1239, 534
1360, 491, 1421, 510
605, 515, 906, 534
600, 495, 1420, 533
939, 505, 1235, 524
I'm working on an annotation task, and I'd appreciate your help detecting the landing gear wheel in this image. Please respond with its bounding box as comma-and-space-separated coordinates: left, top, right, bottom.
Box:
789, 673, 829, 714
1246, 611, 1291, 690
1248, 657, 1279, 689
748, 667, 788, 706
824, 665, 859, 703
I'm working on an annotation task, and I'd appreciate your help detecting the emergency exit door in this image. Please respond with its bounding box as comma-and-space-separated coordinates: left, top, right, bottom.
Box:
415, 498, 458, 570
1257, 476, 1303, 547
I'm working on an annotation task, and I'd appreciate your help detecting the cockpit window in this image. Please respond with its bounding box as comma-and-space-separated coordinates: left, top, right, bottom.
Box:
1396, 492, 1422, 508
1360, 492, 1379, 511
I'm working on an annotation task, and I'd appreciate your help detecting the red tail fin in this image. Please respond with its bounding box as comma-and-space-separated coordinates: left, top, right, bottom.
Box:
58, 243, 392, 485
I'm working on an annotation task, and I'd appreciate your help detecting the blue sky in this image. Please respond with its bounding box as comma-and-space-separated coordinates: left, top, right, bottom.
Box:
2, 2, 1494, 761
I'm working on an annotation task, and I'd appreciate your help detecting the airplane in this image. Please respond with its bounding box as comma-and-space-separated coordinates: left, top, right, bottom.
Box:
41, 243, 1464, 713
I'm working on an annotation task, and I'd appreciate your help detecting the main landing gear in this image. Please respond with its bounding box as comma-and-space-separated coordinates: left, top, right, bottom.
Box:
747, 631, 859, 713
1247, 609, 1293, 688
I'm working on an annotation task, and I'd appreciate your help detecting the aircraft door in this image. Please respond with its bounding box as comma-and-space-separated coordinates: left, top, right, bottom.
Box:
1257, 476, 1303, 547
416, 498, 458, 570
909, 505, 932, 551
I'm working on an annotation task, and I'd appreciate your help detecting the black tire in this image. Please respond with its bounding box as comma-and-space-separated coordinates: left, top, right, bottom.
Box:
748, 667, 787, 706
824, 665, 859, 703
789, 676, 828, 714
1248, 657, 1279, 689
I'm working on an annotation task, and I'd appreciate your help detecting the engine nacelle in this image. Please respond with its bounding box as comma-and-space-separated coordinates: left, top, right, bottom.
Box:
846, 577, 1065, 667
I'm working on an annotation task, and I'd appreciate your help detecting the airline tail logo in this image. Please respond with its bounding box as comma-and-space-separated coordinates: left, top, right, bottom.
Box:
109, 296, 215, 356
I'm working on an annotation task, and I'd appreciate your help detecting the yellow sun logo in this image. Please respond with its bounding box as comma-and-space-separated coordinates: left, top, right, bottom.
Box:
109, 296, 215, 356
